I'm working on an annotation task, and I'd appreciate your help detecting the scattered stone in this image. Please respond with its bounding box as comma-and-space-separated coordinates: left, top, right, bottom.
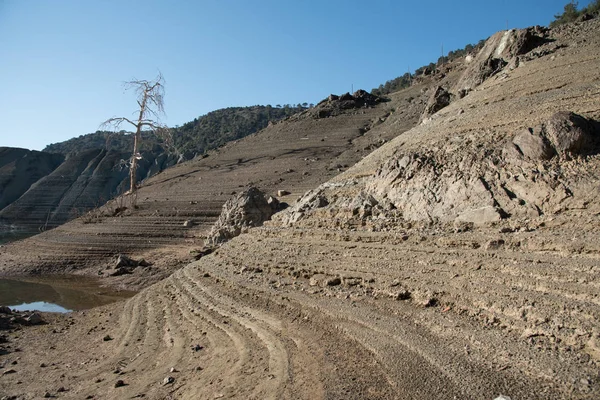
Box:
192, 344, 204, 352
24, 313, 45, 325
309, 274, 326, 287
183, 220, 194, 227
277, 190, 290, 197
2, 369, 17, 375
485, 239, 506, 250
115, 254, 138, 268
580, 377, 591, 386
325, 277, 341, 286
137, 259, 151, 267
114, 380, 126, 388
43, 392, 53, 398
103, 335, 113, 341
162, 376, 175, 386
388, 289, 411, 301
192, 248, 213, 261
424, 298, 439, 308
57, 387, 67, 392
169, 367, 178, 373
0, 306, 12, 314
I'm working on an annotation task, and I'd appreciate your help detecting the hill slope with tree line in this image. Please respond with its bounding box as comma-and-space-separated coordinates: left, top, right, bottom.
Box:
43, 104, 307, 157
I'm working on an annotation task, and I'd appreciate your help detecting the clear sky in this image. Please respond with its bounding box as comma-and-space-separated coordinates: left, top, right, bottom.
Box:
0, 0, 591, 151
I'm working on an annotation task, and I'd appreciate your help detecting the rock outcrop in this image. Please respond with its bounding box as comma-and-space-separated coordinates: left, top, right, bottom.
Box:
454, 26, 550, 95
312, 90, 385, 119
420, 86, 452, 122
276, 112, 599, 227
204, 187, 280, 247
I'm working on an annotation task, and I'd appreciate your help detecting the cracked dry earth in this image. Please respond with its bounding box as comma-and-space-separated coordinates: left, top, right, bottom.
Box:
2, 18, 600, 400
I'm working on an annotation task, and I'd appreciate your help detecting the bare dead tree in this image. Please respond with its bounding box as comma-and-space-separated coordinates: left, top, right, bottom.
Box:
101, 73, 170, 194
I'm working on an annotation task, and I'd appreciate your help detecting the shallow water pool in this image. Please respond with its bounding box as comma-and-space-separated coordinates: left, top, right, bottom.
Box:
0, 276, 135, 313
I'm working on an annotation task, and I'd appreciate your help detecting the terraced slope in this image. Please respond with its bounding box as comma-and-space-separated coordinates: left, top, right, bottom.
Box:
0, 76, 451, 283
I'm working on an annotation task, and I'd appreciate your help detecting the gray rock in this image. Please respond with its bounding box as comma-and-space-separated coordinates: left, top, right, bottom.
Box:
162, 376, 175, 386
512, 127, 556, 160
485, 239, 506, 250
114, 380, 126, 388
543, 111, 598, 156
205, 187, 278, 247
116, 254, 137, 268
24, 313, 45, 325
421, 86, 452, 122
325, 277, 341, 286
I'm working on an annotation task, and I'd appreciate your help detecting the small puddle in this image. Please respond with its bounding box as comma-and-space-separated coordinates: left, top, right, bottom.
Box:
0, 276, 136, 313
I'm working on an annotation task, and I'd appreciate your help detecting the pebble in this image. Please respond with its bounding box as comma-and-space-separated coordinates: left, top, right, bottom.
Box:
162, 376, 175, 386
192, 344, 204, 352
580, 377, 590, 386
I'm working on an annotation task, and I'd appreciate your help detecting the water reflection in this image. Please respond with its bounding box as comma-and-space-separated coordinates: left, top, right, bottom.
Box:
0, 276, 135, 313
10, 301, 71, 313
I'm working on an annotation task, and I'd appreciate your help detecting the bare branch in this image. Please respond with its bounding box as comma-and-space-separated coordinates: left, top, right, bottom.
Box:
100, 116, 138, 130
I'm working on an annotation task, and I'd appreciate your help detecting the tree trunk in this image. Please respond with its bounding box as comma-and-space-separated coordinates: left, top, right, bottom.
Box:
129, 127, 141, 193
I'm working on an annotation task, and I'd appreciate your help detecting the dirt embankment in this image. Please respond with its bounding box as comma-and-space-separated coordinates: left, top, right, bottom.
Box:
1, 18, 600, 400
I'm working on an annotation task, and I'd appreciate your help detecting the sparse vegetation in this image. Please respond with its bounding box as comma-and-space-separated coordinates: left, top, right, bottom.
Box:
371, 40, 485, 96
171, 104, 306, 156
44, 105, 307, 158
550, 0, 600, 27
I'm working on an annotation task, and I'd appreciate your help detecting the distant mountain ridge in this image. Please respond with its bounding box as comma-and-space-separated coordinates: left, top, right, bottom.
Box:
43, 105, 306, 158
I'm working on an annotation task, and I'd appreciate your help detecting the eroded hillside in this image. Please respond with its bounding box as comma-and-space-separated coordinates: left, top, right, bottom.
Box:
1, 18, 600, 400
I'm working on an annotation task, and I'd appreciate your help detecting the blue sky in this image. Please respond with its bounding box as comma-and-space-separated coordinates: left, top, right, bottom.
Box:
0, 0, 591, 150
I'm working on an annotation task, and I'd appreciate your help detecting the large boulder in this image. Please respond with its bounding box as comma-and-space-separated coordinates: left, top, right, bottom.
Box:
543, 111, 598, 156
420, 86, 452, 122
204, 187, 279, 246
511, 127, 556, 160
507, 112, 599, 161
